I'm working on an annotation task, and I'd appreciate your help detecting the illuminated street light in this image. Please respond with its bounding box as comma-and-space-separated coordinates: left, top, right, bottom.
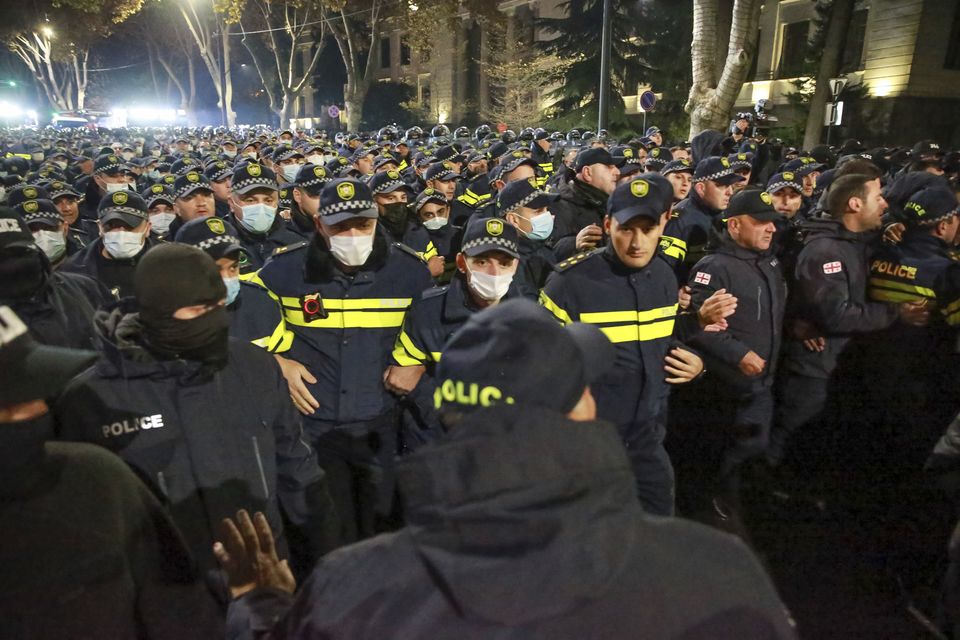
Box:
40, 25, 54, 38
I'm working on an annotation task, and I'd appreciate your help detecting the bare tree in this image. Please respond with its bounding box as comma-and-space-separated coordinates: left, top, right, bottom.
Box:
177, 0, 236, 126
325, 0, 383, 132
802, 0, 856, 150
685, 0, 763, 138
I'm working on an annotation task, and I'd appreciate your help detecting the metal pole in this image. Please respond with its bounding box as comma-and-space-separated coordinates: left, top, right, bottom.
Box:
597, 0, 612, 132
826, 101, 835, 145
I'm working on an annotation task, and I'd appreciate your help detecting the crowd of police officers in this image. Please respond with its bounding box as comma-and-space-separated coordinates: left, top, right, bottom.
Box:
1, 119, 960, 637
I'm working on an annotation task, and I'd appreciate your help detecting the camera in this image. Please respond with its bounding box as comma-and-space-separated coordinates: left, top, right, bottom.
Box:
729, 100, 779, 139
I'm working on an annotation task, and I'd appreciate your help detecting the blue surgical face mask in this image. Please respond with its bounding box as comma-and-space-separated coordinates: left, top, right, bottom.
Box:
238, 202, 277, 234
281, 164, 301, 182
523, 211, 554, 241
223, 276, 241, 305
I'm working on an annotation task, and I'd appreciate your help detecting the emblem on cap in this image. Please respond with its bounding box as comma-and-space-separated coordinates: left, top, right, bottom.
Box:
109, 155, 119, 163
738, 153, 747, 160
512, 151, 524, 158
112, 191, 129, 205
187, 171, 200, 183
24, 187, 37, 199
337, 182, 355, 200
760, 192, 773, 205
387, 170, 399, 179
164, 176, 175, 184
23, 201, 38, 213
630, 179, 649, 198
206, 218, 225, 234
486, 219, 504, 236
248, 164, 262, 177
151, 184, 164, 194
783, 171, 795, 181
720, 158, 730, 168
313, 166, 326, 178
423, 188, 435, 195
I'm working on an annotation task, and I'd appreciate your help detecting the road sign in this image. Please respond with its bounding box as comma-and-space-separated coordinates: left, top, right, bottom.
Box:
327, 105, 340, 118
828, 78, 848, 100
824, 101, 844, 126
639, 90, 657, 112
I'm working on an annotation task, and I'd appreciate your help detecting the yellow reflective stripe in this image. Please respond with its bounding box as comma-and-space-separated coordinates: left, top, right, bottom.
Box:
276, 296, 412, 310
538, 162, 554, 173
431, 351, 442, 361
392, 328, 430, 366
419, 241, 438, 261
458, 192, 479, 205
392, 343, 423, 366
239, 271, 259, 282
539, 291, 573, 325
600, 319, 676, 343
870, 290, 923, 304
398, 160, 408, 171
580, 304, 679, 325
535, 175, 548, 188
943, 298, 960, 315
284, 308, 407, 328
945, 309, 960, 326
867, 278, 935, 299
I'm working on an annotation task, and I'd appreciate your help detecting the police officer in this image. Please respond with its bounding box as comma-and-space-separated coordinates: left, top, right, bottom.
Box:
174, 216, 285, 350
0, 207, 108, 349
248, 178, 433, 543
529, 127, 556, 187
78, 153, 137, 224
410, 187, 461, 283
204, 159, 234, 218
15, 198, 81, 267
661, 156, 745, 280
422, 161, 459, 202
550, 147, 621, 260
47, 180, 91, 248
662, 159, 694, 204
765, 171, 807, 278
54, 244, 336, 593
289, 163, 330, 238
672, 189, 787, 532
387, 216, 520, 448
498, 178, 559, 299
142, 183, 177, 240
60, 191, 156, 299
769, 173, 929, 473
540, 175, 726, 516
368, 170, 441, 275
226, 163, 303, 275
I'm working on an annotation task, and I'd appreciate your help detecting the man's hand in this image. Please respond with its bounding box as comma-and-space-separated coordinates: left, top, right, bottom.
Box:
678, 286, 692, 311
802, 337, 826, 352
665, 347, 704, 384
899, 299, 930, 327
427, 255, 445, 278
883, 222, 905, 245
739, 351, 766, 377
697, 288, 737, 328
703, 318, 728, 333
274, 355, 320, 416
214, 510, 296, 600
575, 224, 603, 251
383, 364, 425, 395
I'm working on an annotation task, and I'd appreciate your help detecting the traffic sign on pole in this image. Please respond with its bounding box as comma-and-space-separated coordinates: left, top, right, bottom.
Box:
639, 90, 657, 113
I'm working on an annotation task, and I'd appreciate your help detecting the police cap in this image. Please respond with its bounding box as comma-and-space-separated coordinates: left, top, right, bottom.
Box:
496, 179, 559, 216
15, 199, 61, 229
902, 187, 959, 226
97, 191, 149, 227
460, 216, 520, 259
174, 216, 244, 260
318, 178, 378, 225
725, 188, 783, 222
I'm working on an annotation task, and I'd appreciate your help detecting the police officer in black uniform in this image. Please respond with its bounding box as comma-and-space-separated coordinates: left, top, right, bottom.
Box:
289, 163, 331, 239
15, 198, 81, 267
497, 178, 560, 299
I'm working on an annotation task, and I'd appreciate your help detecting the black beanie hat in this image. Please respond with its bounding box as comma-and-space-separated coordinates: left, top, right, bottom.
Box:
134, 244, 226, 318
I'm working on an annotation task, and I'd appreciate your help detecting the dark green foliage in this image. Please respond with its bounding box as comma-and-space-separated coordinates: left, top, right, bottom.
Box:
361, 81, 417, 129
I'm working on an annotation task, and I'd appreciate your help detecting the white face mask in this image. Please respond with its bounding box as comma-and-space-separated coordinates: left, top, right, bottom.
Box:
281, 164, 301, 182
33, 229, 67, 262
121, 151, 135, 161
103, 229, 145, 259
307, 154, 324, 165
467, 267, 513, 302
223, 149, 237, 159
149, 212, 176, 235
238, 203, 277, 234
104, 181, 130, 194
422, 216, 448, 231
328, 232, 374, 266
53, 159, 68, 170
244, 151, 258, 160
31, 152, 44, 162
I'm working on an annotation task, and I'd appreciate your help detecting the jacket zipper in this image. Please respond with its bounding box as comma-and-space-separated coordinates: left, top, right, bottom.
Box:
251, 436, 270, 498
757, 285, 762, 321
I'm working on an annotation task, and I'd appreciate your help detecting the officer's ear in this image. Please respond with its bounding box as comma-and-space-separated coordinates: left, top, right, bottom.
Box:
455, 252, 467, 274
603, 214, 613, 236
693, 181, 706, 198
292, 187, 303, 206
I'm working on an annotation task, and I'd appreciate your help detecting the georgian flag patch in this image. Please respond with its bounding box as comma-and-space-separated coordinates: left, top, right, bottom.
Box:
694, 271, 711, 285
822, 261, 842, 274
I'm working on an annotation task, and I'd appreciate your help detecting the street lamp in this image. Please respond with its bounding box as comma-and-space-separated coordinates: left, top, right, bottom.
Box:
40, 25, 54, 38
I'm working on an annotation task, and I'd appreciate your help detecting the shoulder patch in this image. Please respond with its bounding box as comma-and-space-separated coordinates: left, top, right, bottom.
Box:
271, 240, 309, 257
693, 271, 711, 285
393, 241, 427, 263
555, 248, 602, 272
822, 261, 842, 274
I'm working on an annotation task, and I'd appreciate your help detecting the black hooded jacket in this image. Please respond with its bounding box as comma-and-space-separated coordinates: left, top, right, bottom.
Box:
225, 404, 795, 639
53, 306, 337, 580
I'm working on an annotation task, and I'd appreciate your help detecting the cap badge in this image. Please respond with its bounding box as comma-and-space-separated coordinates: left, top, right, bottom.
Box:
720, 158, 730, 168
248, 164, 262, 177
783, 171, 795, 181
206, 218, 225, 234
186, 171, 200, 183
387, 169, 399, 179
760, 191, 773, 205
108, 155, 119, 163
164, 175, 175, 184
23, 201, 38, 213
337, 182, 355, 201
630, 179, 649, 198
112, 191, 129, 205
625, 148, 634, 157
24, 187, 37, 198
151, 184, 164, 194
486, 219, 504, 236
313, 166, 326, 178
738, 153, 747, 160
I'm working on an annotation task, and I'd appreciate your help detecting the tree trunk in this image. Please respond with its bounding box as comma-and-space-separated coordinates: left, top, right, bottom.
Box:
221, 24, 236, 127
685, 0, 763, 139
344, 83, 367, 131
802, 0, 856, 150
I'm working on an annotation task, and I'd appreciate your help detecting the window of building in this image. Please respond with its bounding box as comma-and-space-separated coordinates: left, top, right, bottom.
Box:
748, 28, 761, 80
777, 20, 810, 79
946, 4, 960, 70
400, 42, 411, 66
839, 10, 868, 73
420, 81, 431, 107
380, 37, 391, 69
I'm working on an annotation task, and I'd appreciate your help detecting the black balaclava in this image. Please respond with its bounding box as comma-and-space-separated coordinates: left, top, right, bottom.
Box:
0, 247, 47, 301
134, 243, 229, 367
379, 201, 410, 238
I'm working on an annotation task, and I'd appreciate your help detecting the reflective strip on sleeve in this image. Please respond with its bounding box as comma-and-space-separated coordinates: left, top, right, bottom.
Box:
868, 277, 935, 303
539, 290, 573, 325
419, 241, 438, 261
659, 235, 687, 261
392, 329, 430, 366
580, 304, 678, 343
